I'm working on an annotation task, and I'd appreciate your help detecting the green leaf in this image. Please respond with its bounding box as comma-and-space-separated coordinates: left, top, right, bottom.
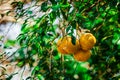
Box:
109, 15, 118, 22
52, 4, 61, 11
31, 66, 40, 75
112, 33, 119, 44
21, 23, 27, 30
82, 74, 91, 80
101, 12, 106, 17
117, 40, 120, 45
71, 35, 76, 45
17, 61, 24, 67
54, 53, 61, 60
66, 25, 71, 33
27, 10, 33, 14
35, 66, 40, 71
49, 0, 57, 5
4, 40, 16, 48
84, 21, 92, 29
74, 62, 88, 74
41, 2, 48, 12
37, 74, 44, 80
94, 18, 103, 24
71, 21, 76, 29
50, 11, 56, 23
60, 3, 70, 8
108, 9, 117, 16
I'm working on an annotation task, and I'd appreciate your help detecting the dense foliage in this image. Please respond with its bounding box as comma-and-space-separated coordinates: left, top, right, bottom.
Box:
1, 0, 120, 80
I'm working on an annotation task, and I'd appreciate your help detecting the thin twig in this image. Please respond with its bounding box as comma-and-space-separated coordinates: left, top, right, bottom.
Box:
0, 51, 17, 64
20, 66, 26, 80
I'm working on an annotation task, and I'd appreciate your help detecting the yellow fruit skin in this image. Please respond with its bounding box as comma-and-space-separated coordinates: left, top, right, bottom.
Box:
57, 37, 80, 54
57, 38, 68, 54
64, 37, 80, 54
79, 33, 96, 51
74, 50, 91, 62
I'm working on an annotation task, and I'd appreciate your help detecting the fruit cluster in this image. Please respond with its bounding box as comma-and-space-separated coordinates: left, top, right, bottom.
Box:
57, 33, 96, 62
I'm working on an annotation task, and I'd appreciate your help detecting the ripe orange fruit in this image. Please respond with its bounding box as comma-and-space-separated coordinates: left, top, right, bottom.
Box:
57, 38, 68, 54
79, 33, 96, 51
57, 36, 80, 54
74, 50, 91, 62
64, 37, 80, 54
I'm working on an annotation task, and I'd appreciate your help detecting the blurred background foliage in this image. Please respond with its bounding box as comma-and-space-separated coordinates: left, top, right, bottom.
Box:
1, 0, 120, 80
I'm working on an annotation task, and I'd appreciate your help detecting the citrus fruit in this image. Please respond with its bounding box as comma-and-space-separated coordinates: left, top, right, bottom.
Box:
57, 36, 80, 54
57, 38, 68, 54
74, 50, 91, 62
64, 37, 80, 54
79, 33, 96, 51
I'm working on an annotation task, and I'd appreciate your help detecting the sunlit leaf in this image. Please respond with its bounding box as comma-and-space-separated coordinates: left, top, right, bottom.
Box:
17, 61, 24, 67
